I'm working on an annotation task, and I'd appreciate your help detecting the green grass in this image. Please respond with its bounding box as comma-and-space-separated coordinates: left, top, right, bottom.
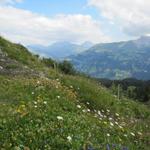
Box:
0, 74, 150, 150
0, 36, 44, 70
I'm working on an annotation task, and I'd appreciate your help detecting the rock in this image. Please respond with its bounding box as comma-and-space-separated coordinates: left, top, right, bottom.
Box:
0, 66, 3, 70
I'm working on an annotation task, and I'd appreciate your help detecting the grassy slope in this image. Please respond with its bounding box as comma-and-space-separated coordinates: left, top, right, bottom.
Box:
0, 37, 150, 150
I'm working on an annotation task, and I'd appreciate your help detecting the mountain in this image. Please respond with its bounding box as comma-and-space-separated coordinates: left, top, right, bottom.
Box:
28, 41, 93, 59
69, 36, 150, 80
0, 36, 150, 149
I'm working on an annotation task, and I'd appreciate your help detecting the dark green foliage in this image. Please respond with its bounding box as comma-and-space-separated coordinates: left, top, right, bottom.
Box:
99, 78, 150, 103
41, 57, 57, 68
58, 60, 76, 75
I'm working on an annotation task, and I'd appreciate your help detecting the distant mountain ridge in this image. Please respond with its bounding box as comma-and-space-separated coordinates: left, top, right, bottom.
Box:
69, 36, 150, 80
28, 41, 93, 59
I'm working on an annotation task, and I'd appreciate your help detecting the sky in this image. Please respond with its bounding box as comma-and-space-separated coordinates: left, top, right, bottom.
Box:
0, 0, 150, 46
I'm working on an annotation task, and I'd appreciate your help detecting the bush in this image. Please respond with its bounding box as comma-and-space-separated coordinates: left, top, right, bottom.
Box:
58, 60, 76, 75
42, 58, 57, 68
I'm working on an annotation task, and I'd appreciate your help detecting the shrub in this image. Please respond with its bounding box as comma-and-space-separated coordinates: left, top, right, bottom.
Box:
58, 60, 76, 75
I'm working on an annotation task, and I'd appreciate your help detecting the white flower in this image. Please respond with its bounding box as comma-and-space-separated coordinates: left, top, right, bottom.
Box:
77, 105, 81, 109
107, 109, 110, 113
57, 116, 63, 120
103, 115, 107, 118
67, 136, 72, 142
32, 92, 34, 95
115, 113, 119, 117
86, 102, 90, 105
87, 109, 90, 112
137, 132, 142, 135
34, 105, 37, 108
82, 109, 86, 113
107, 133, 110, 137
98, 111, 103, 117
34, 101, 37, 104
37, 81, 40, 84
56, 78, 59, 81
43, 101, 47, 104
109, 117, 113, 121
115, 121, 119, 125
119, 125, 123, 129
99, 117, 102, 120
57, 96, 60, 99
0, 66, 3, 69
110, 122, 114, 127
124, 134, 128, 137
130, 132, 135, 136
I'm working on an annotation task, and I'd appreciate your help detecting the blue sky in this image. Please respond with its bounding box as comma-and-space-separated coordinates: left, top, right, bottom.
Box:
0, 0, 149, 45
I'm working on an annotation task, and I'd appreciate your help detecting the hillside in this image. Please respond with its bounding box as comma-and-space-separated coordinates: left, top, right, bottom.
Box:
69, 36, 150, 80
0, 37, 150, 149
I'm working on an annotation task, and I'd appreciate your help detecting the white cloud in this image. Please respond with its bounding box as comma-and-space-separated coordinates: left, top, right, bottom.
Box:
0, 0, 23, 5
88, 0, 150, 36
0, 6, 110, 45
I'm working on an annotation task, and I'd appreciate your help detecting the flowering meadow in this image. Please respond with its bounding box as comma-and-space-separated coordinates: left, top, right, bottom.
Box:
0, 74, 150, 150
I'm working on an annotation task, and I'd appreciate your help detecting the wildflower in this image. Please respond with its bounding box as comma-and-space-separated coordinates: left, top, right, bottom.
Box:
107, 133, 110, 137
57, 96, 60, 99
115, 121, 119, 125
119, 125, 123, 129
67, 136, 72, 142
130, 132, 135, 136
87, 109, 90, 112
82, 109, 86, 113
43, 101, 47, 105
137, 132, 142, 135
77, 105, 81, 109
124, 134, 128, 137
37, 81, 40, 84
110, 122, 114, 127
98, 111, 103, 117
86, 102, 90, 105
107, 109, 110, 113
32, 92, 34, 95
34, 105, 37, 108
57, 116, 63, 120
115, 113, 119, 117
98, 111, 101, 115
119, 138, 122, 142
56, 78, 59, 81
103, 115, 107, 118
104, 121, 107, 125
109, 117, 113, 121
34, 101, 37, 104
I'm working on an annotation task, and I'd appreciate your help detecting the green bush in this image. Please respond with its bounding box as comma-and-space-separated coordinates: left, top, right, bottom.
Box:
58, 60, 76, 75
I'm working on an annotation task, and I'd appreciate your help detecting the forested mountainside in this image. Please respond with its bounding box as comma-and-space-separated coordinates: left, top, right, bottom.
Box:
69, 36, 150, 80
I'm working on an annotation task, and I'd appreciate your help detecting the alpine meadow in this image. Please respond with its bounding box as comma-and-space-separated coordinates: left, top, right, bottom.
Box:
0, 0, 150, 150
